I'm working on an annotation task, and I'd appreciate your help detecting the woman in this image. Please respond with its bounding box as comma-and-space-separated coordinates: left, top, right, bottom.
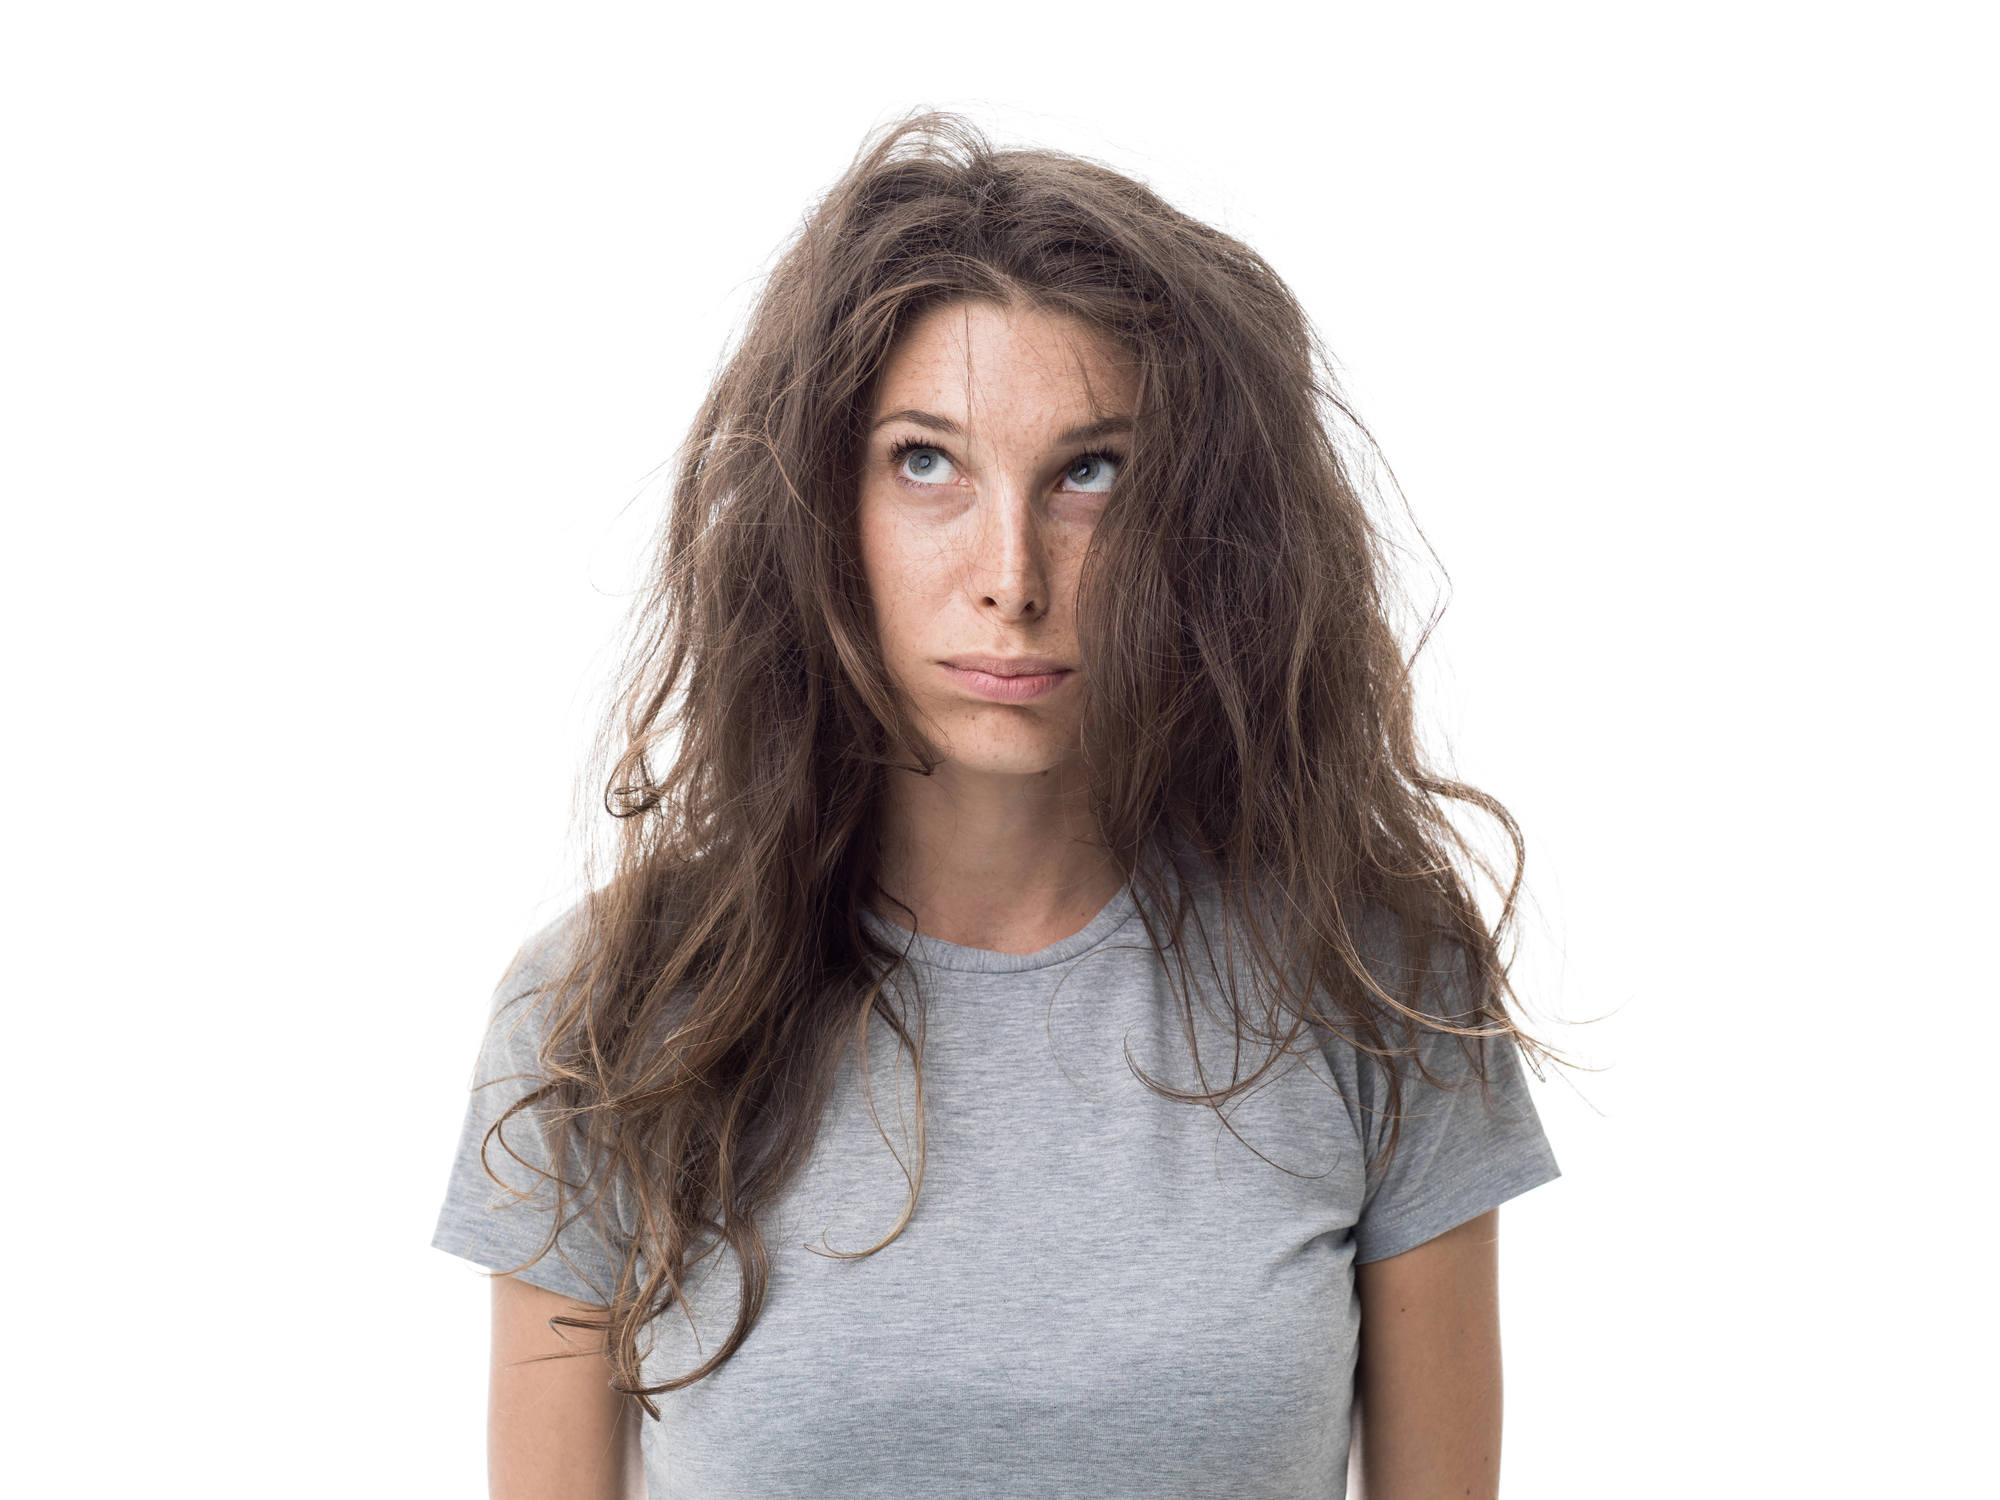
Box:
436, 113, 1558, 1500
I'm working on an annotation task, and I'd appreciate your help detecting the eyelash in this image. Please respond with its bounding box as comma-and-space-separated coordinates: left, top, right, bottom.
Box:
885, 438, 1123, 485
886, 437, 939, 467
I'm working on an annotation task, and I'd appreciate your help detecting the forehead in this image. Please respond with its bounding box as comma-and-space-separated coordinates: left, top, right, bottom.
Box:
872, 301, 1136, 423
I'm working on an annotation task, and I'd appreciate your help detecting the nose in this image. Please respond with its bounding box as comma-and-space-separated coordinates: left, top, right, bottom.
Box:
972, 486, 1048, 622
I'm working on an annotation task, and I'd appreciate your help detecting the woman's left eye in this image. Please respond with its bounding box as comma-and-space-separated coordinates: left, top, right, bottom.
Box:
1059, 454, 1119, 493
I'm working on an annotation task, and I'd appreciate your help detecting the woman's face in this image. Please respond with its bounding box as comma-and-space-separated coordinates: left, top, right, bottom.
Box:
858, 301, 1137, 779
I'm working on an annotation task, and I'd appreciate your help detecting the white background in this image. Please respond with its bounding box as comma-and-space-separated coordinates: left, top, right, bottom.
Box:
3, 1, 1993, 1494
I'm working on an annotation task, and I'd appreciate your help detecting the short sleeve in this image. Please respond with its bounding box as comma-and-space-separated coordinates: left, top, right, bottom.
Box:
1337, 930, 1561, 1263
431, 913, 627, 1303
1348, 1024, 1560, 1262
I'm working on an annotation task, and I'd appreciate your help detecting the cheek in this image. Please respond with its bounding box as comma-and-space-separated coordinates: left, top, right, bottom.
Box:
857, 494, 938, 657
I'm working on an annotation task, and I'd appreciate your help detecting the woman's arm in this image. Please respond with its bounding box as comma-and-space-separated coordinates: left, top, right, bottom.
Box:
489, 1274, 644, 1500
1352, 1209, 1503, 1500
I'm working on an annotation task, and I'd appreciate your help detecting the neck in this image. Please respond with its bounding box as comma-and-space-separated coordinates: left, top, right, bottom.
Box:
873, 757, 1124, 955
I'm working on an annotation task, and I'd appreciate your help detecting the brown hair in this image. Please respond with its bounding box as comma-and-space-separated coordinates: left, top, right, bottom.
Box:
493, 111, 1538, 1410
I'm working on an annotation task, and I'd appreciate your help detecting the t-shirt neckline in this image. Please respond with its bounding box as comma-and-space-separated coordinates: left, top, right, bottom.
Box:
862, 885, 1140, 973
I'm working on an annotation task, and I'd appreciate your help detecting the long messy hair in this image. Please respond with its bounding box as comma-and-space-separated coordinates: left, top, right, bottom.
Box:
492, 112, 1538, 1410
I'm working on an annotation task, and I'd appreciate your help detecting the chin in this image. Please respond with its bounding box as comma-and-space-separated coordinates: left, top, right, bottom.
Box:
930, 710, 1081, 779
948, 747, 1076, 778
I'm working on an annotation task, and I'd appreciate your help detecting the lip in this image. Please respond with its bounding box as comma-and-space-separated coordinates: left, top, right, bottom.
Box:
939, 655, 1076, 704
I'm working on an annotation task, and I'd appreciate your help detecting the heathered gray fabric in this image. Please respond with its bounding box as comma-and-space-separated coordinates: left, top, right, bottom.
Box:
434, 887, 1558, 1498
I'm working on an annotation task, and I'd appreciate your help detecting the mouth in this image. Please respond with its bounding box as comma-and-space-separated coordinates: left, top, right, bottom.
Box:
938, 655, 1076, 704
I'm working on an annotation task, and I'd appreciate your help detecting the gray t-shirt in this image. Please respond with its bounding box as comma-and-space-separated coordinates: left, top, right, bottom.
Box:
434, 887, 1558, 1498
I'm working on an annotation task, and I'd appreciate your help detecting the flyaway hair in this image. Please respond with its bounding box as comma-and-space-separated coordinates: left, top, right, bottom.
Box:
487, 111, 1540, 1411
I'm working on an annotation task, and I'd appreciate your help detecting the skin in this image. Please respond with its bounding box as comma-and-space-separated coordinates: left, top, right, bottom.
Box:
859, 300, 1131, 953
486, 301, 1505, 1498
1354, 1210, 1504, 1500
488, 1276, 641, 1500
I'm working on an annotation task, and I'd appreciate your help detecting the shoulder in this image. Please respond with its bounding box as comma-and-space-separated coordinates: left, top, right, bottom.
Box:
1142, 861, 1471, 1011
476, 899, 594, 1080
497, 899, 593, 1003
482, 883, 703, 1083
1346, 900, 1486, 1027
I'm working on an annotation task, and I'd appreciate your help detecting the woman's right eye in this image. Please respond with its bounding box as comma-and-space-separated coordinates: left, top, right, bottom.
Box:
897, 446, 958, 485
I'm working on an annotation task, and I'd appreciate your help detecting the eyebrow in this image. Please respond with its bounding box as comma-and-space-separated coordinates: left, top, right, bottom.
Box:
870, 409, 1135, 446
872, 408, 964, 437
